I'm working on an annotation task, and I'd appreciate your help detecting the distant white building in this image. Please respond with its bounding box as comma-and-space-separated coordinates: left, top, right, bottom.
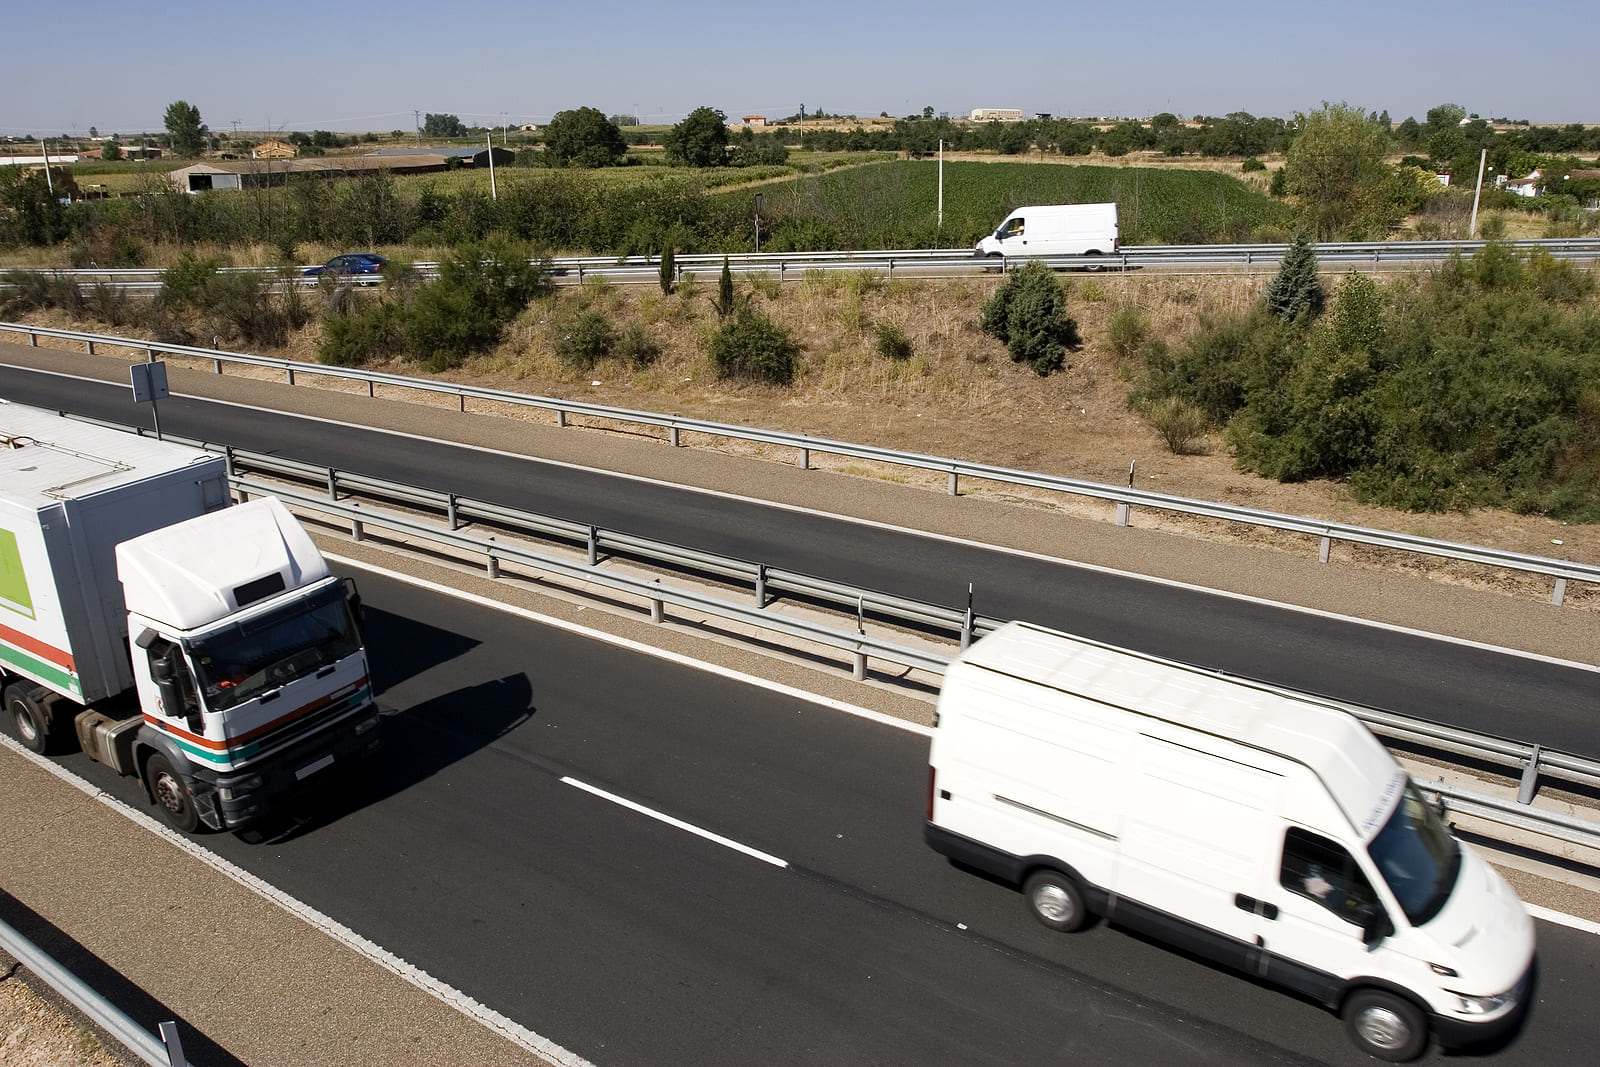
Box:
969, 108, 1024, 122
1504, 169, 1542, 197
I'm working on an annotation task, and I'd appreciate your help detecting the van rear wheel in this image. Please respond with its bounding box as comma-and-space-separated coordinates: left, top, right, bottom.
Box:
1342, 989, 1428, 1062
1024, 870, 1089, 932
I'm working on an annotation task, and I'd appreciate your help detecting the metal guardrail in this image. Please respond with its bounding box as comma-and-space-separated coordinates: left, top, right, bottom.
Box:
5, 238, 1599, 287
214, 457, 1600, 854
0, 915, 192, 1067
6, 320, 1599, 607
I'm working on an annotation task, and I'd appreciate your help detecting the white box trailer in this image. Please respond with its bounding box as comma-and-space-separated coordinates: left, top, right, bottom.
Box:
925, 620, 1535, 1062
1, 401, 380, 831
975, 202, 1119, 260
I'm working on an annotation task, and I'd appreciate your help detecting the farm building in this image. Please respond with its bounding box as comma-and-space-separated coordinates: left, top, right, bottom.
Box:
252, 140, 297, 159
969, 108, 1024, 122
166, 153, 456, 193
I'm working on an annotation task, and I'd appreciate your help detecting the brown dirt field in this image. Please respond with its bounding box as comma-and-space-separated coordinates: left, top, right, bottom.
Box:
10, 265, 1600, 610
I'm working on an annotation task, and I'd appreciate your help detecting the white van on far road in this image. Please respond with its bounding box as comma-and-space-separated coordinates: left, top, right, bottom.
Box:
974, 202, 1119, 261
925, 620, 1536, 1062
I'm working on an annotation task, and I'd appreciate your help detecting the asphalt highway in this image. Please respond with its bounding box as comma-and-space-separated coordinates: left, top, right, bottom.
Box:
37, 566, 1599, 1065
1, 360, 1596, 760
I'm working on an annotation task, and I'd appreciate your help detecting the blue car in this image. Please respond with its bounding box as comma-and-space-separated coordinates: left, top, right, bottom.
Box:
305, 253, 388, 282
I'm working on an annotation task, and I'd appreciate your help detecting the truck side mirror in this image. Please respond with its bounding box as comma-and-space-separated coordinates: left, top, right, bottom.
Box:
344, 576, 365, 626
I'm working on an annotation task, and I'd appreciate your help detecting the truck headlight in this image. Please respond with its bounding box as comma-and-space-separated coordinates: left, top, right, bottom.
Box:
218, 775, 263, 801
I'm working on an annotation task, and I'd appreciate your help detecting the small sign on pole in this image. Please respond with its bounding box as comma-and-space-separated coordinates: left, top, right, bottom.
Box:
130, 360, 169, 439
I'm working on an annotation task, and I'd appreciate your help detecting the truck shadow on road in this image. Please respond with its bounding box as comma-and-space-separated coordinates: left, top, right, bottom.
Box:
235, 607, 536, 843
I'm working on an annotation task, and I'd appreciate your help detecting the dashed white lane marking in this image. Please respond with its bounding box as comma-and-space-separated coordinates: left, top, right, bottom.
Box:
561, 776, 789, 869
0, 733, 596, 1067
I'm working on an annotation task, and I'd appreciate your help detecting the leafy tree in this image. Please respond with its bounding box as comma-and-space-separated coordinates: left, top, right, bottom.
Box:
163, 100, 208, 156
102, 138, 121, 162
88, 126, 98, 138
980, 261, 1080, 375
665, 107, 730, 167
0, 168, 69, 246
1281, 102, 1395, 239
608, 113, 639, 127
422, 113, 466, 138
1264, 233, 1325, 322
1424, 103, 1467, 134
543, 107, 628, 168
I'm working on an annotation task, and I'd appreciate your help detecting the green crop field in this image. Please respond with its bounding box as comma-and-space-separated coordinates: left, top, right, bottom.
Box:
713, 160, 1294, 248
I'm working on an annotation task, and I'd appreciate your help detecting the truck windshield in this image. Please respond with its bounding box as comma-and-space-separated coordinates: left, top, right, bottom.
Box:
1366, 781, 1460, 926
188, 580, 361, 713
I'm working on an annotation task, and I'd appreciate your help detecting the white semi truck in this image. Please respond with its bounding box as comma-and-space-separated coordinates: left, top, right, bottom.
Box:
1, 400, 380, 832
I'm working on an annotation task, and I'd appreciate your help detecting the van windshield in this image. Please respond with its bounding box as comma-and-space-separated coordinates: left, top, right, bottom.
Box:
1366, 782, 1460, 926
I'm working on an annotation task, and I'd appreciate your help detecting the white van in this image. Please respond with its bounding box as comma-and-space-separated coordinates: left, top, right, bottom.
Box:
925, 621, 1535, 1062
975, 202, 1119, 260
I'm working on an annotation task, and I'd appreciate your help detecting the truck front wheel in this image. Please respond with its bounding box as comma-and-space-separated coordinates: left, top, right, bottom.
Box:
145, 754, 200, 833
4, 682, 55, 755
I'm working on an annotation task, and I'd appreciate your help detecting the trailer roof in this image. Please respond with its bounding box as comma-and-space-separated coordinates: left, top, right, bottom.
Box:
0, 402, 218, 511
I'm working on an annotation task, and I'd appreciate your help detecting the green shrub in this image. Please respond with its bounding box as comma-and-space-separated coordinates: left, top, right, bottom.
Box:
85, 280, 132, 327
875, 321, 913, 361
709, 308, 801, 385
316, 303, 400, 366
980, 261, 1081, 375
615, 322, 661, 367
1106, 304, 1149, 359
1241, 158, 1267, 172
207, 270, 289, 347
1146, 397, 1210, 454
400, 241, 551, 370
555, 310, 616, 370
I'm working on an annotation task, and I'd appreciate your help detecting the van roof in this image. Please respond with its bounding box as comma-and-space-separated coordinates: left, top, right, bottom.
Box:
957, 621, 1406, 840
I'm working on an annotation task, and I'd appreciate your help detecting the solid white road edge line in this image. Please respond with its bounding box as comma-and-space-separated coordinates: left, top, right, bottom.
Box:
1524, 902, 1600, 936
324, 552, 935, 739
560, 776, 789, 868
23, 366, 1587, 678
0, 733, 597, 1067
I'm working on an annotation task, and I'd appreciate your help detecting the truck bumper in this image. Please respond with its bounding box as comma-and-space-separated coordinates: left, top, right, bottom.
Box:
196, 704, 383, 830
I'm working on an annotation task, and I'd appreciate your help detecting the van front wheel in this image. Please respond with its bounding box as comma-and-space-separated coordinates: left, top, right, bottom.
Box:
1024, 870, 1089, 932
1342, 989, 1428, 1062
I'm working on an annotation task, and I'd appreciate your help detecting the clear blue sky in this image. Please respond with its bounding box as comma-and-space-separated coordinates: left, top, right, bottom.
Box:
3, 0, 1592, 137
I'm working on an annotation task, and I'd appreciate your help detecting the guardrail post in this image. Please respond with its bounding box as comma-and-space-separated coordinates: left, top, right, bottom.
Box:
798, 438, 809, 470
960, 606, 974, 651
487, 541, 500, 579
158, 1021, 190, 1067
1518, 745, 1543, 805
1115, 502, 1130, 526
948, 469, 959, 496
755, 564, 767, 608
557, 408, 567, 428
287, 366, 296, 385
1319, 534, 1332, 563
350, 502, 364, 543
86, 339, 95, 354
588, 525, 599, 567
327, 468, 338, 501
651, 580, 664, 623
1551, 576, 1567, 606
670, 424, 682, 447
458, 392, 465, 413
213, 357, 222, 373
367, 379, 375, 398
447, 494, 459, 530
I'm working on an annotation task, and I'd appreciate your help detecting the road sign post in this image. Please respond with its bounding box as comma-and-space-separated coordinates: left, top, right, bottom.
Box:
129, 359, 169, 440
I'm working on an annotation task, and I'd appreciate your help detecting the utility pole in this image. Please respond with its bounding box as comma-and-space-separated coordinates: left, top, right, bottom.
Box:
1468, 147, 1487, 239
937, 139, 944, 229
414, 110, 421, 147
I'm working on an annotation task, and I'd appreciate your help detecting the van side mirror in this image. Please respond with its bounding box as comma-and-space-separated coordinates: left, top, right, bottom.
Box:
1361, 908, 1393, 946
